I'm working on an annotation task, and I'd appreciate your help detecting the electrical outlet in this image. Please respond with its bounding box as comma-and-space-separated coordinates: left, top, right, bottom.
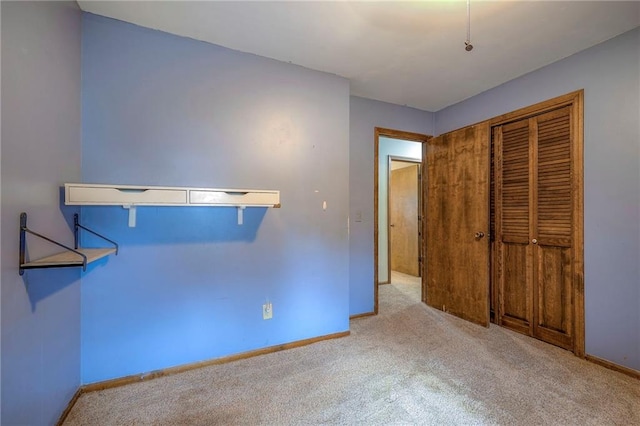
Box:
263, 302, 273, 320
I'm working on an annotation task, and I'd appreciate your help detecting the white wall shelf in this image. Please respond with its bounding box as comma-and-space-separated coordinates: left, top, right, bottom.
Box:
65, 183, 281, 226
19, 212, 118, 275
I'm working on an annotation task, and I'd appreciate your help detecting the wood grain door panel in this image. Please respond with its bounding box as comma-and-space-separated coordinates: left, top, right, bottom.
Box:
534, 245, 573, 350
426, 123, 490, 327
390, 164, 420, 276
426, 141, 451, 313
499, 242, 531, 334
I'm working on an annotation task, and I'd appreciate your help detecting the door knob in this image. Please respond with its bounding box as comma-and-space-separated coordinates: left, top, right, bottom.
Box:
474, 231, 485, 239
390, 224, 395, 227
532, 238, 538, 244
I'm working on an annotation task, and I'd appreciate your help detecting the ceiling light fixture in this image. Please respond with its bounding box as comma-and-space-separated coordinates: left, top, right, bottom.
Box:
465, 0, 474, 52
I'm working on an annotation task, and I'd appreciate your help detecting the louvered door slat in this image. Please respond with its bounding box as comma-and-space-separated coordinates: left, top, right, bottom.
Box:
501, 121, 530, 241
490, 131, 495, 243
537, 108, 572, 242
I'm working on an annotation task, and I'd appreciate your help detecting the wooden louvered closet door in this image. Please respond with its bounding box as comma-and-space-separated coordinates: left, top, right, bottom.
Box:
495, 106, 575, 350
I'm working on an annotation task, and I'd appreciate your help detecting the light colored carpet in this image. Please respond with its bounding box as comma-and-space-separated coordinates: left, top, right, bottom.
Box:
65, 272, 639, 425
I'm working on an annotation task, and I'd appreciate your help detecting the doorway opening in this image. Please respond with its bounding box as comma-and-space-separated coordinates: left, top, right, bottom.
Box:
374, 128, 429, 314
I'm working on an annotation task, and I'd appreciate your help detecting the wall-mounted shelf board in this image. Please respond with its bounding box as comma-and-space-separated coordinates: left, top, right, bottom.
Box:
19, 212, 118, 275
21, 248, 116, 269
65, 183, 281, 226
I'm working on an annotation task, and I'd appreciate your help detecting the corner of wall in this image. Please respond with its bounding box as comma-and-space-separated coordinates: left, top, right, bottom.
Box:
1, 1, 83, 424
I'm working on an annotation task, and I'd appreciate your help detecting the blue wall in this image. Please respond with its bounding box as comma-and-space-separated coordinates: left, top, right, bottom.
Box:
1, 2, 82, 424
377, 137, 422, 283
349, 97, 433, 316
2, 8, 636, 419
436, 28, 640, 370
80, 14, 350, 383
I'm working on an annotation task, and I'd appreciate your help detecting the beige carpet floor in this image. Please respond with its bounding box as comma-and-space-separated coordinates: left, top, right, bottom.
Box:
64, 271, 639, 425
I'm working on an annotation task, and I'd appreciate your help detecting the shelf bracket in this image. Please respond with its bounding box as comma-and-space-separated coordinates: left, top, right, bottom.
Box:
237, 206, 246, 225
123, 205, 137, 227
19, 212, 118, 275
74, 214, 119, 254
20, 212, 87, 275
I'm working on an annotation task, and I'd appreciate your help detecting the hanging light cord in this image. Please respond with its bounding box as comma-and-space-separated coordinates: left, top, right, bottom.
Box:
465, 0, 474, 51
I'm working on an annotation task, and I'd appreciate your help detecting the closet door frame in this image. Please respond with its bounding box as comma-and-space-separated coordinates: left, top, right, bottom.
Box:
491, 90, 584, 357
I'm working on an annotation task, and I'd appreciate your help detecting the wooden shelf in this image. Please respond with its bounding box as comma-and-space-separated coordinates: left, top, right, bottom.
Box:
20, 248, 116, 269
19, 212, 118, 275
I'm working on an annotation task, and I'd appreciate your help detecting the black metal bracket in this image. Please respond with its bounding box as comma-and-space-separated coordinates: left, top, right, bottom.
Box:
73, 213, 118, 254
19, 212, 118, 275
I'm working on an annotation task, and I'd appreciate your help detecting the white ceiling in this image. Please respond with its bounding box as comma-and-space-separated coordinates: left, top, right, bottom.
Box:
77, 1, 640, 112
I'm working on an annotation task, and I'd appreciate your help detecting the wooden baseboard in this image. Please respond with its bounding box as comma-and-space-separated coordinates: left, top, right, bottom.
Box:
82, 330, 350, 393
56, 387, 83, 426
586, 354, 640, 379
350, 311, 376, 319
